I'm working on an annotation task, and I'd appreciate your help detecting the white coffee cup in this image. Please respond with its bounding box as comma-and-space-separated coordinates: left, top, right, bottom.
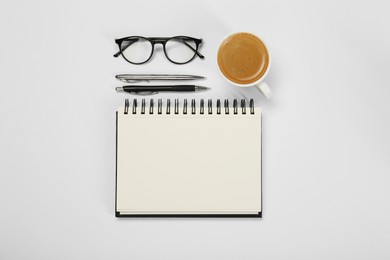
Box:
217, 32, 272, 99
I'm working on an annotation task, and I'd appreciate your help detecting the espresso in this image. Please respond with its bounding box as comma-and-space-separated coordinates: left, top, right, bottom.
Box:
218, 33, 269, 85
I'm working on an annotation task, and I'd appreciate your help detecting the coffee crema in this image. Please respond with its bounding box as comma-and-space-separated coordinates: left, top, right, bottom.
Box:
217, 33, 269, 85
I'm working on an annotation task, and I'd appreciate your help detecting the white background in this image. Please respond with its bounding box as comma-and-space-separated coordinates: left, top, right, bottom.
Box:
1, 0, 389, 259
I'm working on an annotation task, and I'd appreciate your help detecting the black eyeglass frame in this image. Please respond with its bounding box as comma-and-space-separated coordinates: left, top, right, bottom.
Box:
114, 36, 204, 65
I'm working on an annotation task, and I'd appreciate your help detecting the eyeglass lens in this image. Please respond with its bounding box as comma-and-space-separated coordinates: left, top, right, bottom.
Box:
165, 38, 197, 64
120, 37, 153, 64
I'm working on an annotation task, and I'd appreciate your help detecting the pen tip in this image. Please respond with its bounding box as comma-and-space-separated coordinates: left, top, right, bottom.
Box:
116, 87, 124, 92
195, 86, 211, 91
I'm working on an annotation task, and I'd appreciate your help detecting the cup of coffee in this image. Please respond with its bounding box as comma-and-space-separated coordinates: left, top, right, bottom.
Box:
217, 32, 271, 98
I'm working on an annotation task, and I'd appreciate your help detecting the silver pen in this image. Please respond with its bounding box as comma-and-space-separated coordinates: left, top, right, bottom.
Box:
115, 74, 206, 83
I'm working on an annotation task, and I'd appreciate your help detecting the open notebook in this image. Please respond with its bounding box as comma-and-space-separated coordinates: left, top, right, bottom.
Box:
116, 98, 262, 217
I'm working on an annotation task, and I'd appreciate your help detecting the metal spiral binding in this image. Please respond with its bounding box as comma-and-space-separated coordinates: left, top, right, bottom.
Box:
224, 99, 229, 114
124, 99, 129, 114
191, 99, 196, 114
217, 99, 221, 114
124, 98, 254, 115
158, 99, 162, 114
174, 99, 179, 114
208, 99, 212, 114
241, 99, 246, 115
233, 99, 238, 114
182, 99, 187, 114
149, 99, 154, 114
132, 99, 137, 114
166, 99, 171, 114
250, 99, 254, 114
141, 99, 145, 114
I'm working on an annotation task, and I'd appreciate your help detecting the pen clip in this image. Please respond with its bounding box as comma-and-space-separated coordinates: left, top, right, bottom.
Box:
116, 75, 151, 83
129, 91, 159, 95
121, 79, 150, 83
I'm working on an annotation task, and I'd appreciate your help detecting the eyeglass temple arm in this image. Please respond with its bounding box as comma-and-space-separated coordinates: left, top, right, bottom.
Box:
182, 41, 204, 59
113, 51, 121, 57
113, 39, 138, 57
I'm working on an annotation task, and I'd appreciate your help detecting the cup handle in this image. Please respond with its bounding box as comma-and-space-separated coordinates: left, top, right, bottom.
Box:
255, 82, 272, 99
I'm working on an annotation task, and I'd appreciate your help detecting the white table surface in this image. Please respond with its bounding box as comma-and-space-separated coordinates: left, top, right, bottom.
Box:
1, 0, 389, 259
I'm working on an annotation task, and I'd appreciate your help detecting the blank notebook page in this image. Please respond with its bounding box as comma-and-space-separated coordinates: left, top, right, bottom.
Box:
116, 107, 261, 215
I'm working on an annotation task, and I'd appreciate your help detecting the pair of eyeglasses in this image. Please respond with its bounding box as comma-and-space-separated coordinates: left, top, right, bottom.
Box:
113, 36, 205, 65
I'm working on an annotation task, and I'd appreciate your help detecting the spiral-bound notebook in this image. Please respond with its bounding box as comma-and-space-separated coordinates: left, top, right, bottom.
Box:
115, 98, 262, 217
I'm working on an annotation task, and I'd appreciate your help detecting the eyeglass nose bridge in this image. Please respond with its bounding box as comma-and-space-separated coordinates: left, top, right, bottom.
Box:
149, 38, 168, 45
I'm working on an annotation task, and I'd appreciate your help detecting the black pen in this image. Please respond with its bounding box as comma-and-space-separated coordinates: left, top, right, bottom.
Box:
115, 85, 210, 95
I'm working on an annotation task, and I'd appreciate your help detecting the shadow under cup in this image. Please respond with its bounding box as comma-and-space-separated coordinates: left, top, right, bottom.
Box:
217, 33, 269, 85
